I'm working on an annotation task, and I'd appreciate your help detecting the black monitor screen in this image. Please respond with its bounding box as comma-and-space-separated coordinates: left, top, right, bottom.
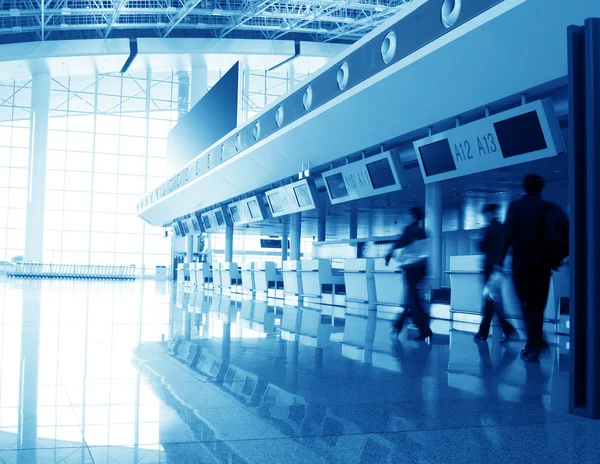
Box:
418, 139, 457, 177
202, 215, 211, 230
173, 223, 182, 237
230, 206, 241, 223
191, 218, 200, 232
366, 158, 396, 189
247, 199, 261, 219
493, 111, 547, 158
293, 184, 313, 208
325, 173, 349, 199
215, 211, 225, 226
267, 192, 284, 214
182, 222, 190, 235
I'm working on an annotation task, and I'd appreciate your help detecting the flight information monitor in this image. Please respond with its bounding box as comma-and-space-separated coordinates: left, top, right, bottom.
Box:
202, 215, 212, 230
265, 179, 319, 217
413, 99, 564, 183
322, 150, 406, 205
215, 210, 225, 226
267, 192, 284, 214
247, 199, 261, 218
230, 205, 241, 223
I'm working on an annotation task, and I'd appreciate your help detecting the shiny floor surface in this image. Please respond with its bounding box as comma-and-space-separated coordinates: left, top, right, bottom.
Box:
0, 279, 598, 464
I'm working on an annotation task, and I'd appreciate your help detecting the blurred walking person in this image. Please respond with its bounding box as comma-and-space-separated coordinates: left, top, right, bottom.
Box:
500, 174, 569, 362
474, 204, 515, 341
386, 206, 432, 342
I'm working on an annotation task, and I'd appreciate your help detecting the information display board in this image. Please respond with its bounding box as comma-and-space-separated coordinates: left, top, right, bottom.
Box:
321, 150, 407, 205
200, 206, 232, 231
228, 195, 269, 225
413, 99, 565, 184
265, 178, 320, 218
172, 221, 184, 238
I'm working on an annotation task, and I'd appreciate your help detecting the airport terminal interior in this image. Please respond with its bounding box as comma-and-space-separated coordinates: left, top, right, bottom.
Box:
1, 0, 600, 463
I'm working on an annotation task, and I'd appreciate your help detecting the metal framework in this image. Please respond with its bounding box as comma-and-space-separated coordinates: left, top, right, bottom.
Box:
0, 0, 412, 45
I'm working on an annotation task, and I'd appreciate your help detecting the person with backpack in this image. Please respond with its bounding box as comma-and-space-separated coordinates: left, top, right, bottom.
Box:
474, 204, 515, 342
500, 174, 569, 363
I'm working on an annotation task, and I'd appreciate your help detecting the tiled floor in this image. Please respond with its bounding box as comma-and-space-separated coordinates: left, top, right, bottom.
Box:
0, 278, 598, 464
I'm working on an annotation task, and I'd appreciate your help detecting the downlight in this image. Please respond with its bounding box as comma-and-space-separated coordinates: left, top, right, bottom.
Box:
441, 0, 461, 28
337, 62, 349, 91
253, 121, 261, 141
381, 31, 397, 64
276, 106, 284, 127
236, 133, 241, 152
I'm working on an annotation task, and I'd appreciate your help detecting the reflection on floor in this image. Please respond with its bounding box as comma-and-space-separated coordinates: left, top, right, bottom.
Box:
0, 279, 597, 464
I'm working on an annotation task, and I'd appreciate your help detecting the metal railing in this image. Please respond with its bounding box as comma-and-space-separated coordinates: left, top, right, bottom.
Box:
7, 263, 137, 280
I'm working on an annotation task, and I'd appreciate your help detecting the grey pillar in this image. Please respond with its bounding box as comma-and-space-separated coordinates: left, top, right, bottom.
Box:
177, 72, 190, 120
317, 207, 326, 242
568, 19, 600, 419
185, 236, 194, 263
349, 207, 358, 240
281, 233, 288, 264
290, 213, 301, 261
425, 183, 442, 289
225, 225, 234, 263
24, 73, 51, 262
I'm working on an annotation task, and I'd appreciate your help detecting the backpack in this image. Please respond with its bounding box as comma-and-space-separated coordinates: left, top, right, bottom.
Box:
543, 202, 569, 270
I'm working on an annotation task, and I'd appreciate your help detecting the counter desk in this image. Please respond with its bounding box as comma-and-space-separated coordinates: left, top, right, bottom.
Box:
282, 260, 302, 305
253, 262, 284, 299
447, 255, 560, 334
298, 259, 346, 310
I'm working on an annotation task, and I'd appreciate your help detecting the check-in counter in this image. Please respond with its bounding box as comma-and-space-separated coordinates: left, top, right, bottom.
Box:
190, 262, 212, 289
448, 255, 559, 333
215, 262, 241, 292
254, 261, 284, 298
282, 260, 303, 304
342, 259, 376, 316
189, 263, 198, 289
372, 258, 405, 318
298, 259, 345, 309
214, 294, 238, 323
177, 263, 190, 285
238, 300, 255, 330
241, 262, 256, 293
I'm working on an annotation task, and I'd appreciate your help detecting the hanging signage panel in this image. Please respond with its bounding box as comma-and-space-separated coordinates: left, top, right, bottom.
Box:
321, 150, 407, 205
413, 99, 565, 184
228, 195, 268, 225
265, 178, 319, 218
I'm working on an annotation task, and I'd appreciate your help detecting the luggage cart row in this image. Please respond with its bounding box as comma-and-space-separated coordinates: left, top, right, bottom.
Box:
7, 263, 137, 280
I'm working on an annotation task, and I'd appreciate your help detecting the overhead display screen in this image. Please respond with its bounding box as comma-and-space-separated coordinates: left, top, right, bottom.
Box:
215, 210, 225, 226
418, 139, 457, 177
202, 216, 211, 230
247, 199, 261, 218
293, 184, 313, 208
493, 111, 547, 158
326, 173, 349, 199
230, 205, 241, 223
182, 222, 190, 235
191, 218, 201, 232
167, 62, 239, 176
267, 192, 284, 214
413, 99, 564, 184
173, 222, 183, 237
366, 158, 396, 189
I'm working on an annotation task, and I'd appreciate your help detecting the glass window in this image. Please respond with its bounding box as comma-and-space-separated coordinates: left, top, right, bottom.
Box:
94, 154, 119, 173
64, 171, 92, 191
63, 192, 91, 212
93, 174, 118, 193
66, 152, 93, 172
9, 168, 28, 188
91, 213, 116, 233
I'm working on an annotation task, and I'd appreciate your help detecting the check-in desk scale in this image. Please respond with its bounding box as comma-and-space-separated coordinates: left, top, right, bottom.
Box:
282, 260, 303, 306
214, 262, 242, 294
189, 262, 213, 291
254, 261, 284, 299
447, 255, 569, 337
176, 263, 190, 286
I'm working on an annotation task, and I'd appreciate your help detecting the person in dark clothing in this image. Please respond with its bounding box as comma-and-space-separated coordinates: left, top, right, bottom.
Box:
385, 206, 432, 341
500, 174, 551, 363
474, 204, 515, 341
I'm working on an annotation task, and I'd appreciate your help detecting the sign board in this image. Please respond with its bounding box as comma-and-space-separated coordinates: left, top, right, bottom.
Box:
265, 178, 319, 218
228, 195, 269, 225
260, 239, 290, 249
413, 99, 565, 184
200, 206, 232, 231
321, 150, 407, 205
172, 221, 184, 238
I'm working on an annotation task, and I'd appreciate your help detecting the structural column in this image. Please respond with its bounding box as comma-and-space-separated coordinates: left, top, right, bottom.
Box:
24, 73, 51, 263
290, 213, 301, 261
568, 19, 600, 419
317, 207, 326, 242
349, 207, 358, 240
225, 225, 234, 263
425, 183, 442, 290
281, 233, 288, 264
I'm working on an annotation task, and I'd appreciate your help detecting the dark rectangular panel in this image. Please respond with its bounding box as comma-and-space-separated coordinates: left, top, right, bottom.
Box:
366, 158, 395, 189
230, 206, 241, 223
418, 139, 457, 176
215, 210, 225, 226
293, 184, 313, 208
494, 111, 547, 158
247, 199, 261, 218
267, 192, 284, 213
202, 216, 211, 230
167, 62, 239, 173
325, 173, 349, 199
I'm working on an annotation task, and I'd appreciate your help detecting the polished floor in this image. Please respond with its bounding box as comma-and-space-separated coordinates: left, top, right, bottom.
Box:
0, 278, 598, 464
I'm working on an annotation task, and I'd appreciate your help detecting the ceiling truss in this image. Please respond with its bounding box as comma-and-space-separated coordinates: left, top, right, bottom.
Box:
0, 0, 412, 44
